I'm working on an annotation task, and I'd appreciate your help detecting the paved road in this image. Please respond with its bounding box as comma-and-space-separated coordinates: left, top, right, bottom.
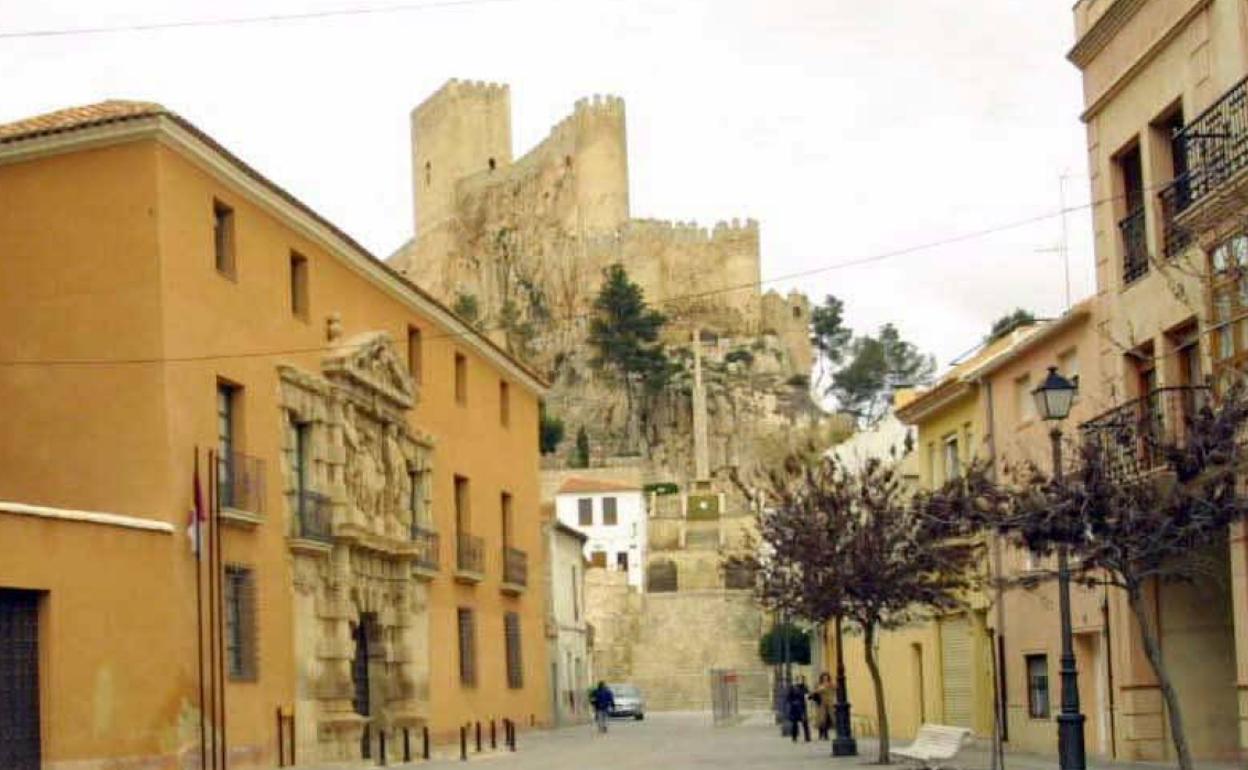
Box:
304, 712, 1236, 770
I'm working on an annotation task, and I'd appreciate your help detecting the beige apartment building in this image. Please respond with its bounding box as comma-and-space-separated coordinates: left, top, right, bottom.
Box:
1070, 0, 1248, 760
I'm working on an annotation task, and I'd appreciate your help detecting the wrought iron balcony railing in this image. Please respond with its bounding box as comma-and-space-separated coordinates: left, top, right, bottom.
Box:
411, 525, 440, 571
456, 533, 484, 574
503, 546, 528, 587
1119, 206, 1149, 284
1158, 76, 1248, 220
294, 490, 332, 543
1079, 386, 1209, 480
219, 451, 265, 514
1158, 183, 1194, 258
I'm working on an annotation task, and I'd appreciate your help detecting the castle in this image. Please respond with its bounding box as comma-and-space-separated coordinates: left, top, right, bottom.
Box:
389, 79, 810, 375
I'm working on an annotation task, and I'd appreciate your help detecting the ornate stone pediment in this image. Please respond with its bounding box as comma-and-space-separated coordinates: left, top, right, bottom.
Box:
323, 331, 416, 409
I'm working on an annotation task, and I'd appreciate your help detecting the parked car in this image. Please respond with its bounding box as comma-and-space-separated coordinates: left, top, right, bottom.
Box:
608, 683, 646, 720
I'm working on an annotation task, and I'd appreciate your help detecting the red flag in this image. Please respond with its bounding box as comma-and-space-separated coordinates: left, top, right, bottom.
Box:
188, 456, 205, 557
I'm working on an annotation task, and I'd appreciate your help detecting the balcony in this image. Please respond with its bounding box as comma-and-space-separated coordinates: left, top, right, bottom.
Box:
1159, 77, 1248, 237
218, 451, 265, 525
411, 525, 439, 579
454, 533, 484, 583
291, 490, 332, 550
1079, 386, 1209, 481
1119, 206, 1149, 285
501, 546, 528, 594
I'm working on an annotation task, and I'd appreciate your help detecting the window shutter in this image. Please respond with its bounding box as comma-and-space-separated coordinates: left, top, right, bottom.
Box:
458, 608, 477, 687
505, 612, 523, 689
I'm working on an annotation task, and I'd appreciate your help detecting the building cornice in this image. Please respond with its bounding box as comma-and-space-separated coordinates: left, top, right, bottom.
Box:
895, 380, 974, 426
1068, 0, 1149, 68
0, 501, 175, 534
1075, 0, 1213, 122
0, 114, 549, 396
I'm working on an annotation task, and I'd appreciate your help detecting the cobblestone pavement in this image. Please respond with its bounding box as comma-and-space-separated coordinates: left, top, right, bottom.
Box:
303, 712, 1234, 770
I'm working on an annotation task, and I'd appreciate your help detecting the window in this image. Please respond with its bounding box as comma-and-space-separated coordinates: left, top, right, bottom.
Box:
454, 476, 470, 534
590, 551, 607, 568
217, 382, 240, 508
457, 608, 477, 687
1026, 654, 1050, 719
289, 251, 308, 319
408, 467, 427, 524
213, 200, 235, 277
455, 353, 468, 404
1210, 234, 1248, 383
501, 492, 513, 547
602, 496, 618, 526
424, 161, 431, 188
1015, 374, 1036, 425
504, 611, 523, 689
942, 434, 960, 481
293, 419, 311, 502
792, 305, 802, 319
577, 498, 593, 526
499, 380, 510, 427
407, 326, 423, 384
224, 565, 257, 681
1117, 144, 1148, 284
488, 157, 497, 171
616, 552, 628, 570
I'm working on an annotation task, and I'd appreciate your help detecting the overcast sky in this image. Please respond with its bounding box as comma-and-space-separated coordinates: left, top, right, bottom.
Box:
1, 0, 1095, 371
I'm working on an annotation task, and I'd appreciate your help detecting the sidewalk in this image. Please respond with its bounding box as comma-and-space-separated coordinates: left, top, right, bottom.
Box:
831, 737, 1239, 770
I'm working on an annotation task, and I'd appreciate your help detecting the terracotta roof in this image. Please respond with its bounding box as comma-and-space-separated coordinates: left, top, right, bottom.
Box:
0, 100, 167, 143
0, 100, 549, 392
557, 477, 640, 495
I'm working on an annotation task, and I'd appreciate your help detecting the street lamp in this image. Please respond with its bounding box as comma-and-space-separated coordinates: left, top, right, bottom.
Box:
831, 614, 858, 756
1031, 366, 1086, 770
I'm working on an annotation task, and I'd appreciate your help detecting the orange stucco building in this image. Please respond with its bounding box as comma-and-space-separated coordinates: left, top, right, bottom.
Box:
0, 101, 551, 769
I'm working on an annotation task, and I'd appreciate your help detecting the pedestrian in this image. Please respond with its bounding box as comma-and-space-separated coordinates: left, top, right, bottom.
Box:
591, 681, 615, 734
785, 676, 811, 743
812, 672, 834, 740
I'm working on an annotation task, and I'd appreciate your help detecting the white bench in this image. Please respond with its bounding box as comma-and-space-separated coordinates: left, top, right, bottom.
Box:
891, 724, 973, 770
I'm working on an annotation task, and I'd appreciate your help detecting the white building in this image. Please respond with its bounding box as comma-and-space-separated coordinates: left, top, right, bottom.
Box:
547, 519, 591, 726
555, 477, 647, 589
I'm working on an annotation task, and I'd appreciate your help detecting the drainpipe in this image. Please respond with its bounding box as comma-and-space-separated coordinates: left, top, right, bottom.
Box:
980, 377, 1009, 767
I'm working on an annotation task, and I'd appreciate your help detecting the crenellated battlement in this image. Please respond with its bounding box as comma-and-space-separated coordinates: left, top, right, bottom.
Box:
624, 217, 758, 244
412, 77, 510, 122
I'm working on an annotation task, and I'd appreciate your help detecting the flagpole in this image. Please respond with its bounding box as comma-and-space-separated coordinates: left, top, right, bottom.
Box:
214, 449, 228, 770
194, 447, 207, 770
207, 448, 218, 770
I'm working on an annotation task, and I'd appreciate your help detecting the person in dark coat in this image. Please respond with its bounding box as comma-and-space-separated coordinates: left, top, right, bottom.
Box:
591, 681, 615, 733
785, 676, 811, 742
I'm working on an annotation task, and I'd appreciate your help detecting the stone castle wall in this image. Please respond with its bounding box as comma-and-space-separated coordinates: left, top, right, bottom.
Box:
392, 80, 769, 345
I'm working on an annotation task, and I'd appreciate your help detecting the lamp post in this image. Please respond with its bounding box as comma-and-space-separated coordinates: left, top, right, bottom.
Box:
831, 614, 858, 756
1031, 366, 1085, 770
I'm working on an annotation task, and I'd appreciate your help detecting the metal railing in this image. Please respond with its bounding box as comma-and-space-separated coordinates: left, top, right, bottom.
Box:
503, 546, 528, 586
411, 525, 440, 571
456, 533, 484, 574
1118, 206, 1149, 284
1079, 386, 1209, 480
219, 451, 266, 514
294, 490, 332, 542
1158, 76, 1248, 218
1158, 183, 1193, 258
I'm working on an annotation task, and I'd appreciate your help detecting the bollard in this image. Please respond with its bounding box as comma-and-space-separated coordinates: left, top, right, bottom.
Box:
511, 719, 517, 752
460, 725, 467, 761
379, 728, 387, 766
403, 727, 410, 763
475, 721, 482, 753
490, 718, 496, 750
423, 726, 430, 761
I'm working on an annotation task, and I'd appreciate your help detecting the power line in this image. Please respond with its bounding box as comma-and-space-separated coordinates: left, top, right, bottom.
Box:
0, 191, 1116, 368
0, 0, 525, 40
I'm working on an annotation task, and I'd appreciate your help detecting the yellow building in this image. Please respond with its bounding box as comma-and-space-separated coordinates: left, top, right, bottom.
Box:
0, 100, 551, 769
831, 332, 1032, 743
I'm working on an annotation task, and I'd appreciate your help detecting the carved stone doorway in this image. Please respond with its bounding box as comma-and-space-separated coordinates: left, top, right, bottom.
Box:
352, 613, 376, 758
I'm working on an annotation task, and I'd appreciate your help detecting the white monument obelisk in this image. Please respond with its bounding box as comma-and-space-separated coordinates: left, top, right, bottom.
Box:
692, 328, 710, 482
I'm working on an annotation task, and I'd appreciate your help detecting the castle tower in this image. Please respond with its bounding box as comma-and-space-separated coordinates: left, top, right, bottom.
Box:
410, 79, 512, 236
570, 95, 630, 232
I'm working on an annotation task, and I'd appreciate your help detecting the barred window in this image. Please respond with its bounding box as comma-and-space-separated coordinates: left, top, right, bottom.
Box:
504, 611, 523, 689
457, 608, 477, 687
224, 565, 258, 681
